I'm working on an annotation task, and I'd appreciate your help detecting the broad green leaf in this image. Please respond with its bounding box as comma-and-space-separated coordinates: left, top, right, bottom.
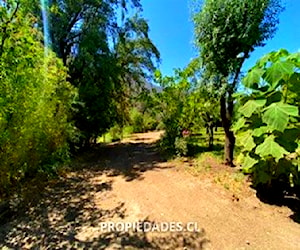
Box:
239, 99, 266, 118
290, 117, 299, 123
273, 49, 289, 59
242, 154, 258, 173
262, 102, 299, 131
232, 92, 243, 99
255, 135, 289, 162
237, 131, 256, 152
287, 52, 300, 66
275, 128, 300, 152
266, 91, 282, 104
256, 54, 271, 67
278, 103, 299, 116
265, 61, 294, 87
289, 73, 300, 94
236, 153, 245, 165
233, 118, 246, 131
256, 170, 272, 184
242, 68, 264, 88
252, 126, 270, 137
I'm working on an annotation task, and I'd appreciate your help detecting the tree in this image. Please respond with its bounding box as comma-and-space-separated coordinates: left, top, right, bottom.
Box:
195, 87, 220, 149
193, 0, 283, 166
112, 13, 160, 132
40, 0, 159, 147
154, 68, 194, 155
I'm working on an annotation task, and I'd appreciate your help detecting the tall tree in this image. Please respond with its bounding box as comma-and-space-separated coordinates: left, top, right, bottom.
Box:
193, 0, 282, 166
112, 13, 160, 131
35, 0, 159, 146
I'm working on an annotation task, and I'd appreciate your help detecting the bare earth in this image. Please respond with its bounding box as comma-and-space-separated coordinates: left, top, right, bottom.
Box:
1, 131, 300, 249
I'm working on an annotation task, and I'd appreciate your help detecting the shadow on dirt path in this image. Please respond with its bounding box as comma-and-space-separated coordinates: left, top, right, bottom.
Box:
77, 140, 170, 182
1, 132, 300, 249
255, 190, 300, 224
0, 132, 208, 249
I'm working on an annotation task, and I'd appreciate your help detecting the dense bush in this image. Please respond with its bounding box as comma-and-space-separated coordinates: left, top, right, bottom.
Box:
129, 108, 158, 133
174, 137, 189, 156
154, 65, 221, 155
235, 49, 300, 191
0, 3, 76, 196
108, 125, 124, 142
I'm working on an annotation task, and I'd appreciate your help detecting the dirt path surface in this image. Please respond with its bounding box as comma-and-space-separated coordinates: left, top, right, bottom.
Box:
1, 131, 300, 249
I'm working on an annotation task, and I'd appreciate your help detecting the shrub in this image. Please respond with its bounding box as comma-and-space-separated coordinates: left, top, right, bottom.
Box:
235, 49, 300, 191
174, 137, 188, 156
0, 5, 76, 196
109, 125, 123, 142
129, 108, 158, 133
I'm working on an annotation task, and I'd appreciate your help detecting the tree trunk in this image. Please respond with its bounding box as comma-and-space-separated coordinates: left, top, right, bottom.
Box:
220, 93, 235, 167
218, 54, 246, 167
208, 124, 214, 150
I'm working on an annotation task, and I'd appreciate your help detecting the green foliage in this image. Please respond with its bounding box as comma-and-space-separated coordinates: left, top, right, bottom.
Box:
235, 49, 300, 187
193, 0, 283, 78
98, 125, 134, 143
130, 108, 144, 132
129, 108, 157, 133
174, 137, 188, 157
42, 0, 160, 146
108, 125, 124, 142
155, 64, 221, 155
155, 68, 196, 154
0, 2, 76, 196
193, 0, 283, 165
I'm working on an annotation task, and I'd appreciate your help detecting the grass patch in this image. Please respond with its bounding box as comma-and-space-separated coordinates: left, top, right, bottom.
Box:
188, 154, 248, 195
187, 128, 225, 158
181, 128, 249, 195
164, 128, 249, 195
194, 152, 222, 172
213, 171, 247, 194
98, 125, 134, 143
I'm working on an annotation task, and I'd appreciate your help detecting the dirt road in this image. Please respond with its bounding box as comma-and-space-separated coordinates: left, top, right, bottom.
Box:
1, 132, 300, 249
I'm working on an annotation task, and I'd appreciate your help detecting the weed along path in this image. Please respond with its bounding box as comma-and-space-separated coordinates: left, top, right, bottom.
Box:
1, 131, 300, 249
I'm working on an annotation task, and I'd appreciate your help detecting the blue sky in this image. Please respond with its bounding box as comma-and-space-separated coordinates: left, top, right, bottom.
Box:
140, 0, 300, 76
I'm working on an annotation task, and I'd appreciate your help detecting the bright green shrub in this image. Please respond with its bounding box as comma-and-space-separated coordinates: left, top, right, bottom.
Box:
129, 108, 158, 133
130, 108, 145, 132
0, 3, 76, 196
109, 125, 123, 142
235, 49, 300, 188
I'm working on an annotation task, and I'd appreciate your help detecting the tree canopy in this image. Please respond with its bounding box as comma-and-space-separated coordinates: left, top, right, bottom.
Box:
38, 0, 160, 146
193, 0, 283, 166
0, 0, 160, 196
